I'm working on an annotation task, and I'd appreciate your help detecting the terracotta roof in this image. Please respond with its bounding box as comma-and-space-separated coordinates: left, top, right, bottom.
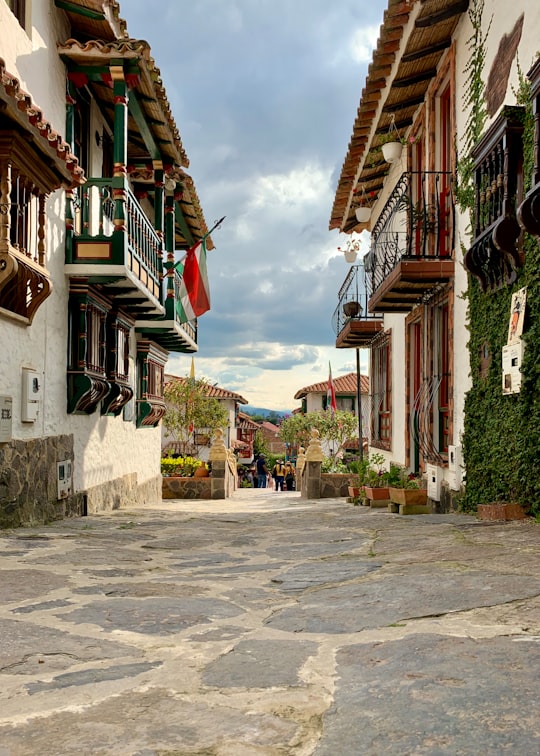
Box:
294, 372, 369, 400
237, 411, 260, 430
55, 0, 128, 41
57, 21, 213, 248
260, 421, 280, 433
0, 59, 84, 187
330, 0, 468, 234
165, 375, 248, 404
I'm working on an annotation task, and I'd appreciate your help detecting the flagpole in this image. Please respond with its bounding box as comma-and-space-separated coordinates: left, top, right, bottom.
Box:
356, 348, 364, 461
173, 216, 226, 271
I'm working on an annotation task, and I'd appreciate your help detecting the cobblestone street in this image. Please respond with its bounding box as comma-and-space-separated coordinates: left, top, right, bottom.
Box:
1, 490, 539, 755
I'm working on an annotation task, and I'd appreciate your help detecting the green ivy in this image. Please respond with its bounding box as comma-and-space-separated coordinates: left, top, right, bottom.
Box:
459, 3, 540, 517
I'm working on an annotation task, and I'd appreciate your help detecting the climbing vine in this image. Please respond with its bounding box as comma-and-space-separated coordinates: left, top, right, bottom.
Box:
458, 1, 540, 517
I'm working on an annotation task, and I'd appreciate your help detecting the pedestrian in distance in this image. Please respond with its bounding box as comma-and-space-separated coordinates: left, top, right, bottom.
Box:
284, 461, 295, 491
255, 455, 268, 488
272, 460, 285, 491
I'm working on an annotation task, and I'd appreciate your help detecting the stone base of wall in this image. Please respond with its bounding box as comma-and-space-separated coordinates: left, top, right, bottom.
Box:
0, 434, 85, 528
86, 473, 161, 514
320, 473, 353, 498
162, 476, 212, 500
433, 483, 464, 514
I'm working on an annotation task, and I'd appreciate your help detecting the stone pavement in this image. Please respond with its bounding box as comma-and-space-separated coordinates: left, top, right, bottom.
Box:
0, 488, 539, 755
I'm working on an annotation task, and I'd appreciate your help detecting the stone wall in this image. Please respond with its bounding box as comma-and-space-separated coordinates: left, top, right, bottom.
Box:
86, 473, 161, 513
0, 435, 85, 528
162, 476, 212, 500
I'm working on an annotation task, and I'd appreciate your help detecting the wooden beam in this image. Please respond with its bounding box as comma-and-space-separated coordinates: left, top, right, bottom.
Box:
55, 0, 105, 20
393, 69, 437, 88
415, 0, 469, 28
383, 94, 426, 113
401, 39, 451, 63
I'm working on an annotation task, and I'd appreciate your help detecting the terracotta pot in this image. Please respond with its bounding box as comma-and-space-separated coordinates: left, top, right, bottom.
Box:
194, 465, 209, 478
348, 486, 361, 498
343, 301, 361, 317
389, 487, 427, 506
364, 486, 390, 500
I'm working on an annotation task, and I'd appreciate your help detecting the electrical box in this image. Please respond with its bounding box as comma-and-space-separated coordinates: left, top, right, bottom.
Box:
0, 396, 13, 442
57, 459, 73, 500
427, 463, 442, 501
502, 340, 524, 395
21, 368, 42, 422
448, 445, 462, 491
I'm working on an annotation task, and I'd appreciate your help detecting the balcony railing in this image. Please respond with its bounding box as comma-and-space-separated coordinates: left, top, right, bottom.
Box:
69, 178, 162, 308
332, 263, 383, 348
365, 171, 455, 308
465, 107, 524, 292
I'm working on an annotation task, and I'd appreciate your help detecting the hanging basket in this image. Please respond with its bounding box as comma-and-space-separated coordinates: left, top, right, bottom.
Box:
355, 206, 371, 223
343, 301, 361, 317
343, 248, 357, 263
382, 141, 403, 164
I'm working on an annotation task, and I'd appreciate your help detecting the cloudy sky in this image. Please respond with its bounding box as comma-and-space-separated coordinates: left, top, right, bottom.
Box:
127, 0, 387, 410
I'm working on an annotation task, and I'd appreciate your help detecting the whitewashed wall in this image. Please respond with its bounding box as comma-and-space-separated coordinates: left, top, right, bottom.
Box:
0, 5, 162, 498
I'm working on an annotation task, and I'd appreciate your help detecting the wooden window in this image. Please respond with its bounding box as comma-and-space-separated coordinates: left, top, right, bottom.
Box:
432, 301, 450, 455
371, 331, 392, 450
5, 0, 26, 28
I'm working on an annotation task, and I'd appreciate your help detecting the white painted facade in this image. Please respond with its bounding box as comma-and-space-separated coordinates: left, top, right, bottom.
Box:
0, 2, 208, 520
335, 0, 540, 497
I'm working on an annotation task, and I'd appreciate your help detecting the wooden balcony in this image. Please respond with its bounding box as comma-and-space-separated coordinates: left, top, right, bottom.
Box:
366, 172, 455, 313
136, 268, 198, 353
518, 59, 540, 240
333, 263, 383, 348
65, 178, 164, 317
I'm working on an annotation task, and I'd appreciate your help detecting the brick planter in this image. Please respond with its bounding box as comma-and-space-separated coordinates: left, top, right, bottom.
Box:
477, 503, 527, 521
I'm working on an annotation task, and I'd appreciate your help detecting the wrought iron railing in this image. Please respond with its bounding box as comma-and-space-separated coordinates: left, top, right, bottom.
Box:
365, 171, 455, 296
332, 262, 381, 336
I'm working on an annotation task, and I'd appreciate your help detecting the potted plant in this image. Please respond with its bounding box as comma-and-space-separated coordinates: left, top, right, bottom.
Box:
363, 453, 391, 501
387, 463, 428, 509
347, 457, 369, 500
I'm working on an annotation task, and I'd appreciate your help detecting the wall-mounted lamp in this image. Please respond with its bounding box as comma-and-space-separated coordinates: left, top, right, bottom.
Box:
164, 176, 177, 191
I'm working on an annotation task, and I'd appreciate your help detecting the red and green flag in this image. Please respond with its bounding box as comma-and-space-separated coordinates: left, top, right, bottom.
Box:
177, 238, 210, 323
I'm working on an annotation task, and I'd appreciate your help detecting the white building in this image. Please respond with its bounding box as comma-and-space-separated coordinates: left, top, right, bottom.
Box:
0, 1, 212, 525
331, 0, 540, 513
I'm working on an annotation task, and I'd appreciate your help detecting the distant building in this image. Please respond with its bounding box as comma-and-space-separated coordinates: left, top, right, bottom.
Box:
163, 375, 248, 460
235, 411, 260, 464
258, 421, 287, 458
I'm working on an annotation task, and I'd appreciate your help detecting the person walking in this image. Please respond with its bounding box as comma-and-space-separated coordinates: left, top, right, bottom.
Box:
284, 461, 295, 491
272, 460, 285, 491
255, 455, 268, 488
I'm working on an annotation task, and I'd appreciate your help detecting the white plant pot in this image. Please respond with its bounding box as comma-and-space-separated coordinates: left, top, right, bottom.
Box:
343, 249, 357, 263
355, 206, 371, 223
381, 141, 403, 163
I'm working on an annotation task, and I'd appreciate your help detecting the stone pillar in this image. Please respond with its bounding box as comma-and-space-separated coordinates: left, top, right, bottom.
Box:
209, 428, 228, 499
303, 429, 324, 499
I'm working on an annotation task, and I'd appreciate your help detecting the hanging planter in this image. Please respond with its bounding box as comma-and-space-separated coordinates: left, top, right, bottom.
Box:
381, 141, 403, 163
343, 300, 361, 317
355, 206, 371, 223
378, 114, 404, 164
338, 239, 361, 264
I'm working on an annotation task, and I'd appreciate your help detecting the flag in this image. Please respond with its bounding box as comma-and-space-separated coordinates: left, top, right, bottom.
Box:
177, 238, 210, 323
327, 362, 337, 415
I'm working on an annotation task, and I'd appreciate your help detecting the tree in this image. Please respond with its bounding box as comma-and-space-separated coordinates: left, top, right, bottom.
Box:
279, 410, 358, 463
318, 410, 359, 462
279, 412, 322, 452
163, 378, 228, 458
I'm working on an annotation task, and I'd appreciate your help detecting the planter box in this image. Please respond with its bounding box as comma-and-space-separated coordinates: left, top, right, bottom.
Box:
478, 503, 527, 521
389, 488, 428, 506
364, 486, 390, 500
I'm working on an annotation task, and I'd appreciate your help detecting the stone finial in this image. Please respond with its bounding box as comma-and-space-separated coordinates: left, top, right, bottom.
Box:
305, 428, 324, 462
296, 446, 306, 474
209, 427, 228, 461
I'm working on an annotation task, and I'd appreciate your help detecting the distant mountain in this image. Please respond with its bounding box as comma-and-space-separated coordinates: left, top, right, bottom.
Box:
244, 406, 292, 419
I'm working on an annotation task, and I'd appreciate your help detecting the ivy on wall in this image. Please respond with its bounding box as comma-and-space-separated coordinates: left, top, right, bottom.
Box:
460, 16, 540, 517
